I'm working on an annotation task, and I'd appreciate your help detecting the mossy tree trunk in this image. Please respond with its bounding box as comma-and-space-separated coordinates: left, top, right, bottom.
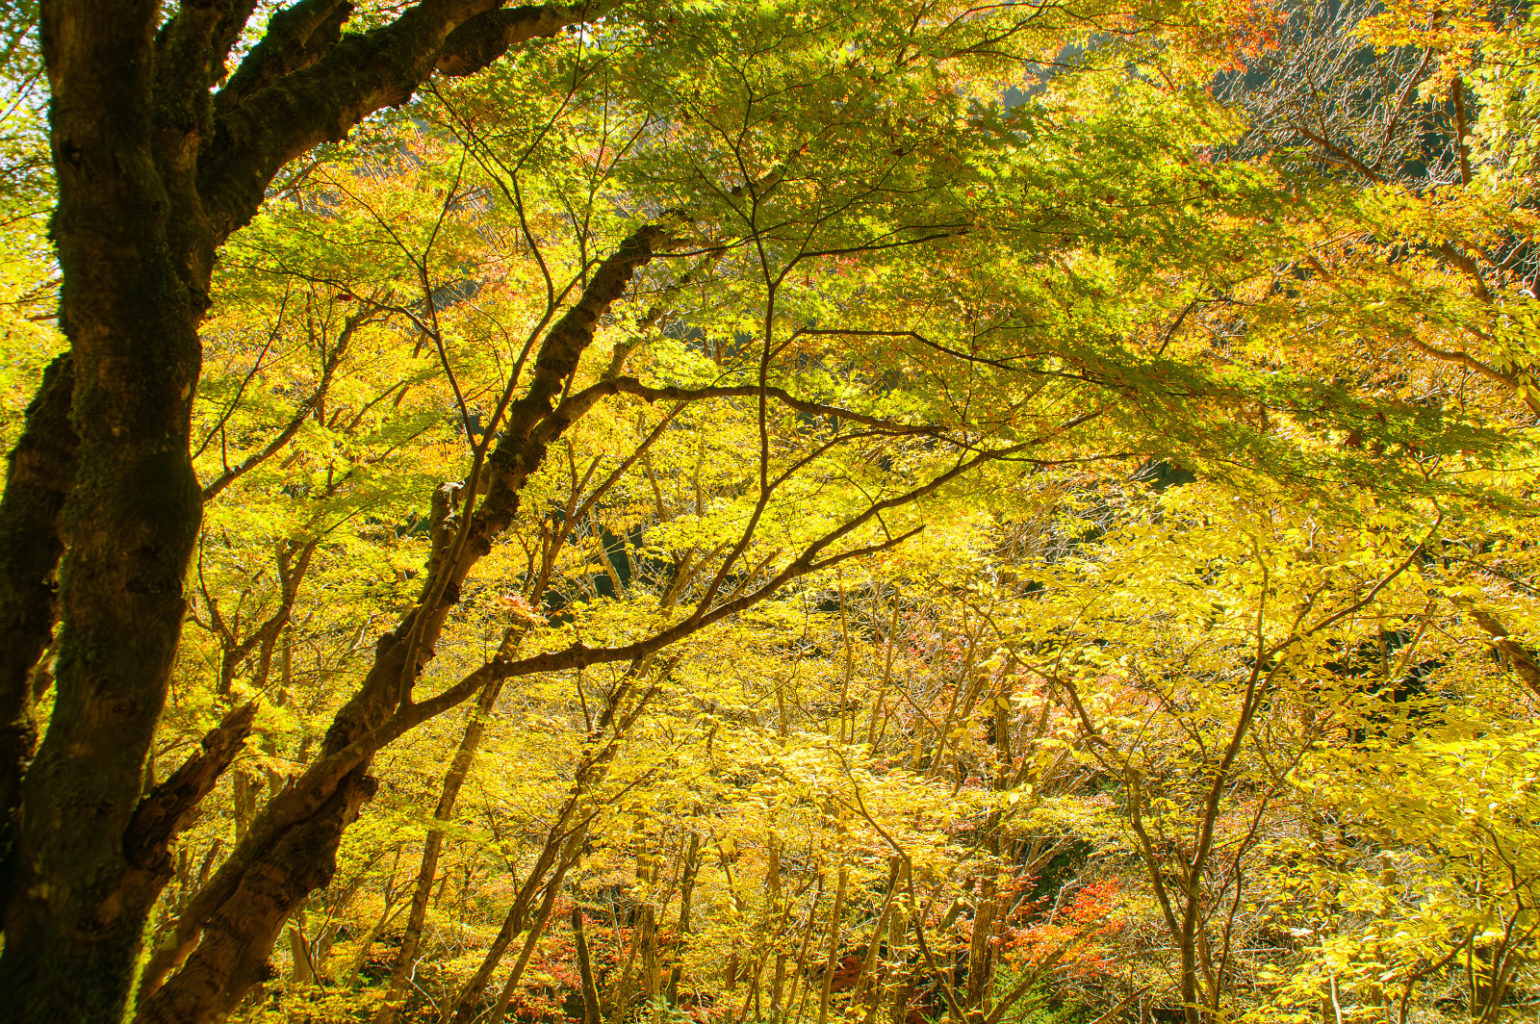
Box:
0, 4, 600, 1022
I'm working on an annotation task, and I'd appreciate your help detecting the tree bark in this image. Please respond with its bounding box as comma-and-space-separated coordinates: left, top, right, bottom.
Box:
0, 354, 75, 880
574, 906, 603, 1024
964, 876, 998, 1014
375, 677, 506, 1024
817, 867, 849, 1024
666, 833, 702, 1006
135, 222, 667, 1024
0, 2, 634, 1019
0, 3, 210, 1018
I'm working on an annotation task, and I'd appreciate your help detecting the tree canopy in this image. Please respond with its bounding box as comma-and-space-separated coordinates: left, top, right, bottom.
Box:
0, 1, 1537, 1024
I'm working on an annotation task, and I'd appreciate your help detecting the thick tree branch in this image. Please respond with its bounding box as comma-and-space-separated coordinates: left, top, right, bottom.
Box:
1470, 610, 1540, 700
137, 219, 671, 1023
381, 427, 1084, 740
435, 3, 592, 76
154, 0, 260, 128
200, 1, 598, 241
123, 703, 258, 873
320, 219, 675, 757
213, 1, 353, 115
545, 376, 940, 443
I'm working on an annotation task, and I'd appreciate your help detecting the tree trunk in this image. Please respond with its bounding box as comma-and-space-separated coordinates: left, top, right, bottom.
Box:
485, 859, 579, 1024
606, 904, 646, 1021
853, 860, 901, 1015
0, 354, 76, 872
0, 4, 212, 1020
288, 911, 315, 987
666, 834, 702, 1006
786, 881, 826, 1024
0, 3, 603, 1018
574, 907, 603, 1024
640, 902, 660, 1013
375, 677, 505, 1024
817, 867, 849, 1024
880, 912, 910, 1024
964, 876, 998, 1014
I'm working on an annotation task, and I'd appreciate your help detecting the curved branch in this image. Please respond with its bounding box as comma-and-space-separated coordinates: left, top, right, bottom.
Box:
200, 2, 600, 241
545, 376, 940, 444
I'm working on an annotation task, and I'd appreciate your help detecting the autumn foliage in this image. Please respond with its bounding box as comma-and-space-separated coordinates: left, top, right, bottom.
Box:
0, 1, 1538, 1024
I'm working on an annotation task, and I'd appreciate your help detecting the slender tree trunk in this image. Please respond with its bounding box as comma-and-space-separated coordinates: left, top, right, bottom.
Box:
853, 860, 901, 1014
376, 677, 505, 1024
480, 868, 572, 1024
878, 911, 910, 1024
288, 910, 315, 986
574, 907, 603, 1024
865, 595, 902, 748
817, 867, 849, 1024
441, 825, 580, 1024
641, 901, 660, 1012
607, 904, 646, 1020
443, 653, 664, 1024
343, 889, 408, 985
964, 876, 998, 1014
666, 833, 701, 1006
787, 881, 826, 1024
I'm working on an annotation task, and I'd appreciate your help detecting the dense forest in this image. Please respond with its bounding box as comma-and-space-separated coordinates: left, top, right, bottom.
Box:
1, 1, 1538, 1023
